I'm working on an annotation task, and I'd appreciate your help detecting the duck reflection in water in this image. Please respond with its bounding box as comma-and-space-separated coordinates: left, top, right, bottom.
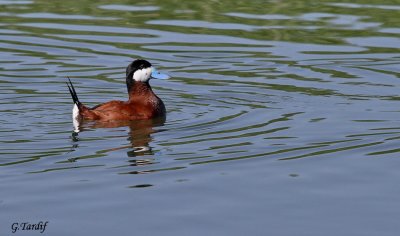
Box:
71, 116, 165, 159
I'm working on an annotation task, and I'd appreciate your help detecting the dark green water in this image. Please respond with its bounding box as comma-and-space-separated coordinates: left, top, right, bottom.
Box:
1, 0, 400, 235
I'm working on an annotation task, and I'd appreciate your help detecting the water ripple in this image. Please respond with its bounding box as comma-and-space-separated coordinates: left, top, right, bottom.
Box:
0, 1, 399, 177
2, 2, 400, 235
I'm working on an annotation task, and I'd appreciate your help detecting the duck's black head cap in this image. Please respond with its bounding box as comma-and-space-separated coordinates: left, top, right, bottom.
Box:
126, 59, 152, 91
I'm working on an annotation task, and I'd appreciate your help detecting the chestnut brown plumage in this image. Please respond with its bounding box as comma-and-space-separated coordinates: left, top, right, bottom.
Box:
67, 59, 166, 121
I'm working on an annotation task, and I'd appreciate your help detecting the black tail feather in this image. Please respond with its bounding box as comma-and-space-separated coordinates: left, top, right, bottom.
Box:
66, 77, 80, 105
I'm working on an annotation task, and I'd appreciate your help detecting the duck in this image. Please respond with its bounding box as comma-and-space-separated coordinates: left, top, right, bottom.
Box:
67, 59, 166, 122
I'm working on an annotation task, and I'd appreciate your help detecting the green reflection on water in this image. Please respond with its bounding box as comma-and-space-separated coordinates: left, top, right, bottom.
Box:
1, 0, 399, 45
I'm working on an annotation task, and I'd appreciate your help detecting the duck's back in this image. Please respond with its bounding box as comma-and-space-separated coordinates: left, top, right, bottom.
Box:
81, 96, 165, 121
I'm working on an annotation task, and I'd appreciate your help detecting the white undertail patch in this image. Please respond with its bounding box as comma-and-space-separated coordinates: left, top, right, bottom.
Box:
133, 67, 153, 82
72, 104, 80, 133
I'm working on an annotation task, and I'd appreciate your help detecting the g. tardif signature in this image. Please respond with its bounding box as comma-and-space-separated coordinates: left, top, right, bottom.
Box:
11, 221, 49, 233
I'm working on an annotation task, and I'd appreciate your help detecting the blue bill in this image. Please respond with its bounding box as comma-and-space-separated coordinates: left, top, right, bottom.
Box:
151, 68, 170, 80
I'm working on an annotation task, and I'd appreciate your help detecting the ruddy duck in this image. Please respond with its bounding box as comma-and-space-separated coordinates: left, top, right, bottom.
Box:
67, 59, 166, 122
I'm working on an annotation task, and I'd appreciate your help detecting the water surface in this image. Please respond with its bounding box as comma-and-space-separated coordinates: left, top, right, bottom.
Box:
1, 0, 400, 235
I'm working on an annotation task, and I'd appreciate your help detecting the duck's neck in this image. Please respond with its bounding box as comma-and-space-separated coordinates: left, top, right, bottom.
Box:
128, 81, 155, 101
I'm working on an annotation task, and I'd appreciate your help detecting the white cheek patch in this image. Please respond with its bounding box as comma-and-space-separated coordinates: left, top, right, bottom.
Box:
133, 67, 153, 82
